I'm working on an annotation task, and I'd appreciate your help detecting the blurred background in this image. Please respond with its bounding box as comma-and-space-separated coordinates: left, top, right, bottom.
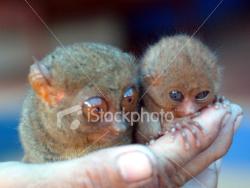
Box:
0, 0, 249, 187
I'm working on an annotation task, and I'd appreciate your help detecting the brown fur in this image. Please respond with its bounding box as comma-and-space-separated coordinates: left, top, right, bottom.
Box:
19, 43, 138, 163
137, 35, 222, 143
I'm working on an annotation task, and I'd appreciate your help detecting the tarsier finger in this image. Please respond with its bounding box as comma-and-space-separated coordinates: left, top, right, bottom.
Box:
215, 95, 232, 108
180, 119, 202, 147
159, 119, 203, 150
179, 120, 202, 149
188, 120, 202, 147
216, 95, 225, 103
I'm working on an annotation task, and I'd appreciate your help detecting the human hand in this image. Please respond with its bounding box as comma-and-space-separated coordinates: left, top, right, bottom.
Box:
181, 101, 243, 188
0, 102, 242, 188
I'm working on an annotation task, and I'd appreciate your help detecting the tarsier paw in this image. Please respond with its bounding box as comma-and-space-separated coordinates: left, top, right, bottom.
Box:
160, 118, 203, 150
213, 95, 232, 112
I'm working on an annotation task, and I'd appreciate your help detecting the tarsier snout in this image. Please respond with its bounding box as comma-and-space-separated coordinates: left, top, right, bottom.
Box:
175, 99, 199, 117
108, 121, 129, 136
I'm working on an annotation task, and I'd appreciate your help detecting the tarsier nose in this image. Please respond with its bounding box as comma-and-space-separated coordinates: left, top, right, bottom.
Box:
108, 115, 128, 135
177, 100, 198, 117
182, 109, 196, 116
114, 122, 128, 132
109, 122, 128, 136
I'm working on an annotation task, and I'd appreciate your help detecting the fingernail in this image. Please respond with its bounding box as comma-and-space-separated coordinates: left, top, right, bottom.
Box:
234, 115, 243, 132
117, 152, 153, 183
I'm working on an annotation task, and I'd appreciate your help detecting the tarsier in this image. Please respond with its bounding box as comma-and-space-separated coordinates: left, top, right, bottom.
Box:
19, 43, 139, 163
136, 35, 222, 147
19, 35, 222, 163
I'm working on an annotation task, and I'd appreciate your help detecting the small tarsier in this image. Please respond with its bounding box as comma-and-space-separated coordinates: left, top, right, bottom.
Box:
19, 43, 139, 163
136, 35, 223, 148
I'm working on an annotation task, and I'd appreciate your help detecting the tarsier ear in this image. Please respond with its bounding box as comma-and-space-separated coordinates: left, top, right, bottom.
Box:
28, 59, 64, 106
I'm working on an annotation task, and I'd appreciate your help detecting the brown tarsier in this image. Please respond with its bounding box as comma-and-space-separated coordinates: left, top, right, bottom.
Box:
19, 43, 139, 163
19, 35, 222, 163
136, 35, 222, 147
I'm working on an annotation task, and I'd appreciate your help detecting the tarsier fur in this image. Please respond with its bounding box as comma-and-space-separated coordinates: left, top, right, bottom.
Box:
136, 35, 222, 143
19, 35, 222, 162
19, 43, 138, 163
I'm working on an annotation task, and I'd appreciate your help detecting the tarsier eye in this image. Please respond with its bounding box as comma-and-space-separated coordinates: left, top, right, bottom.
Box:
82, 97, 108, 122
121, 86, 139, 112
195, 90, 210, 100
169, 90, 184, 102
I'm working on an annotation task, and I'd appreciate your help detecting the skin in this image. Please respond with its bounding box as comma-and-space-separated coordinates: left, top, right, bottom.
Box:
136, 35, 222, 143
19, 43, 139, 163
0, 102, 243, 188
